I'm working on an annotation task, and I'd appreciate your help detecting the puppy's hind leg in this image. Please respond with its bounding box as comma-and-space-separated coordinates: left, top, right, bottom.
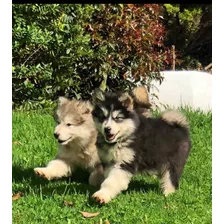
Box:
34, 159, 72, 180
159, 169, 177, 196
160, 143, 190, 196
160, 162, 186, 196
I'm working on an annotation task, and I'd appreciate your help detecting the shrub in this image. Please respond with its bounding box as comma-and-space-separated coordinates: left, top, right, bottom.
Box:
162, 4, 212, 68
12, 4, 171, 110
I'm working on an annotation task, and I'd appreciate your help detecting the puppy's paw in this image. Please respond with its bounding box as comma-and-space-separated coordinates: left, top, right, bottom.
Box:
34, 167, 53, 180
163, 188, 176, 197
92, 190, 111, 204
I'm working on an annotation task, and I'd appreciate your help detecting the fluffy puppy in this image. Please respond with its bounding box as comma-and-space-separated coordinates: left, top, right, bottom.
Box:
91, 89, 191, 203
34, 97, 104, 186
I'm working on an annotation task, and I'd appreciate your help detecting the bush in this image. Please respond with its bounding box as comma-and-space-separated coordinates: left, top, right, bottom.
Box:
162, 4, 212, 68
12, 4, 172, 110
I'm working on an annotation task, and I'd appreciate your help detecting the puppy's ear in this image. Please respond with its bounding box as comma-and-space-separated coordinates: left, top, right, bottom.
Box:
80, 101, 93, 116
54, 97, 69, 120
132, 86, 152, 109
119, 92, 134, 111
92, 88, 105, 105
57, 96, 69, 106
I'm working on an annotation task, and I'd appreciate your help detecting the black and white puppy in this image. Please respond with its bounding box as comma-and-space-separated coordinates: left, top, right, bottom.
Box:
91, 89, 191, 204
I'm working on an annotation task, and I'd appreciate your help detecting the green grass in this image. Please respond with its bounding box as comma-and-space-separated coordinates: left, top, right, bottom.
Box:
12, 109, 212, 224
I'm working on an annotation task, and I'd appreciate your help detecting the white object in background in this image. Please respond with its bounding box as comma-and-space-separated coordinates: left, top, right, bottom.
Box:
149, 71, 212, 112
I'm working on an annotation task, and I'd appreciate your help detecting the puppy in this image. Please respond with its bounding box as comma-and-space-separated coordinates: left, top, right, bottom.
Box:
91, 89, 191, 203
34, 97, 104, 185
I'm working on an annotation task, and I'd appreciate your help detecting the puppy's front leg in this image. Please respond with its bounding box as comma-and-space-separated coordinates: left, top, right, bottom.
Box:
88, 163, 105, 186
92, 167, 132, 204
34, 159, 72, 180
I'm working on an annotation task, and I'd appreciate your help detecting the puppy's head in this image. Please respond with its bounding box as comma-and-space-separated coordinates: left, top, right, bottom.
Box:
53, 97, 94, 145
92, 89, 138, 144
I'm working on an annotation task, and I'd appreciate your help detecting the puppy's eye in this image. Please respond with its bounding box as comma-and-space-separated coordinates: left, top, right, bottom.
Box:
114, 117, 124, 122
67, 123, 72, 126
98, 113, 105, 120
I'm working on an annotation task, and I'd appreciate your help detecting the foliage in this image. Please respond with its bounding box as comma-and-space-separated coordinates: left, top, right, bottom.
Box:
88, 4, 171, 92
164, 4, 202, 35
13, 4, 95, 110
162, 4, 212, 68
12, 4, 171, 110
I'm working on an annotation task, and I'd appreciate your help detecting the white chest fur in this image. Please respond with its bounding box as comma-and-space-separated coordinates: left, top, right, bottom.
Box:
98, 141, 135, 165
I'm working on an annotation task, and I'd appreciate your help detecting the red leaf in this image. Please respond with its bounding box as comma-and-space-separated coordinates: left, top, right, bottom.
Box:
12, 192, 24, 201
80, 211, 100, 218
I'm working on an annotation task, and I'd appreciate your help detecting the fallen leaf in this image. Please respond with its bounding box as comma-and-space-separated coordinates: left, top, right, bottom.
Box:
80, 211, 100, 218
63, 201, 74, 206
12, 192, 24, 201
13, 141, 21, 145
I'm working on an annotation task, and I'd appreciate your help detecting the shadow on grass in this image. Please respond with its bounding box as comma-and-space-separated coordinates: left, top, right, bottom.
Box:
12, 165, 160, 201
128, 179, 159, 194
12, 165, 96, 195
12, 165, 90, 184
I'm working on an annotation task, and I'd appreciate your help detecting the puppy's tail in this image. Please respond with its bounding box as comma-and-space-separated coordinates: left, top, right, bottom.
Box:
161, 110, 189, 129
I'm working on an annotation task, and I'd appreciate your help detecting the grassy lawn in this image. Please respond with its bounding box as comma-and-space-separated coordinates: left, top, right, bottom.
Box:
12, 109, 212, 224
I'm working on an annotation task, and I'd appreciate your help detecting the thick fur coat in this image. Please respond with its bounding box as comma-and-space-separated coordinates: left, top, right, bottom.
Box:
91, 90, 191, 203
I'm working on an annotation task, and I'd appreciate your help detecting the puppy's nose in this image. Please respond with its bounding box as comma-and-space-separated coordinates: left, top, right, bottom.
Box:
54, 132, 59, 139
104, 127, 111, 134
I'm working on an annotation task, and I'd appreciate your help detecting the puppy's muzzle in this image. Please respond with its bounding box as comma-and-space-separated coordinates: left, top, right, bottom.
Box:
104, 127, 111, 134
54, 132, 59, 139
